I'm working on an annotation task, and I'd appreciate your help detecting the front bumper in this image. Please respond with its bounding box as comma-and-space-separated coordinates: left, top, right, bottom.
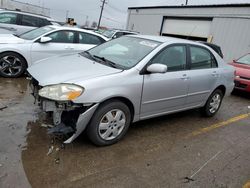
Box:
234, 77, 250, 92
29, 78, 99, 143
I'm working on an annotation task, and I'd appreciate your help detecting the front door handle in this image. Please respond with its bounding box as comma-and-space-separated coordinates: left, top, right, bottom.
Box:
65, 47, 74, 50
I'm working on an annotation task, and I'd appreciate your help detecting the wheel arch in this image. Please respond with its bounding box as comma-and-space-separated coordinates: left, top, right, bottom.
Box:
99, 96, 135, 122
213, 85, 226, 96
0, 51, 28, 68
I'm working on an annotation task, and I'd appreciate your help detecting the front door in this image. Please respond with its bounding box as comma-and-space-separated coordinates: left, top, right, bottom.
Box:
31, 30, 77, 63
140, 45, 189, 119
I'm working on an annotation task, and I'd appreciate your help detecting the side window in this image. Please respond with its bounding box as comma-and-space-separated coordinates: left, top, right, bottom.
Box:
124, 32, 135, 36
113, 32, 123, 38
21, 15, 40, 27
0, 13, 17, 24
46, 31, 75, 43
150, 45, 187, 72
79, 32, 104, 45
190, 46, 217, 69
39, 19, 51, 27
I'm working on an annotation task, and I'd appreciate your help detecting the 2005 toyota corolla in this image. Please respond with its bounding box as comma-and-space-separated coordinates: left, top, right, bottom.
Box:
28, 35, 235, 146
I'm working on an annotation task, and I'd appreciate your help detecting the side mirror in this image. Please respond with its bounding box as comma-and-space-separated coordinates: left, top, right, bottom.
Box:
39, 36, 52, 43
147, 64, 167, 74
112, 35, 117, 39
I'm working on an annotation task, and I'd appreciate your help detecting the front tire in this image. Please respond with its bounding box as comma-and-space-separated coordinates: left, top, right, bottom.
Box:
87, 100, 131, 146
0, 52, 27, 78
201, 89, 224, 117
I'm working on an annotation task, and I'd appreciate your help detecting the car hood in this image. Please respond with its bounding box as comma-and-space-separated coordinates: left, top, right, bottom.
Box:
28, 53, 123, 86
0, 34, 26, 44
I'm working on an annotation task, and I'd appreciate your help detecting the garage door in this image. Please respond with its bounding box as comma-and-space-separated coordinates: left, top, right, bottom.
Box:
162, 18, 212, 39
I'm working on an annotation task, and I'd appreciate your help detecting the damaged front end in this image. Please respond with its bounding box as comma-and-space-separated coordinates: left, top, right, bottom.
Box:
29, 78, 98, 144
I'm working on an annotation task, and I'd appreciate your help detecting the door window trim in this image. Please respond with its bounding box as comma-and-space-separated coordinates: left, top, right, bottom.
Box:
187, 44, 218, 70
140, 43, 189, 75
76, 31, 105, 45
43, 30, 78, 44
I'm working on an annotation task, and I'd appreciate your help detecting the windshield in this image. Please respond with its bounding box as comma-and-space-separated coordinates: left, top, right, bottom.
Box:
237, 54, 250, 65
86, 36, 161, 69
102, 30, 116, 38
19, 26, 55, 40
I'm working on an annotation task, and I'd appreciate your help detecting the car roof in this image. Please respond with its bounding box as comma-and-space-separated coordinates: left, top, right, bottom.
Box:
129, 34, 201, 44
0, 9, 54, 21
107, 29, 138, 33
48, 25, 109, 40
128, 35, 218, 51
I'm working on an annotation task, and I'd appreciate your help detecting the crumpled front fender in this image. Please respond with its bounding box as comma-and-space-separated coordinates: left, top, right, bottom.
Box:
64, 104, 99, 144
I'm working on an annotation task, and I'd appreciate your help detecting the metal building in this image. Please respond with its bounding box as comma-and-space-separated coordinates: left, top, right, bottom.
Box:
0, 0, 50, 17
126, 4, 250, 62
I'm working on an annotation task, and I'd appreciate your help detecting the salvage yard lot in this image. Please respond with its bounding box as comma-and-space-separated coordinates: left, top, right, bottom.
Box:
0, 77, 250, 188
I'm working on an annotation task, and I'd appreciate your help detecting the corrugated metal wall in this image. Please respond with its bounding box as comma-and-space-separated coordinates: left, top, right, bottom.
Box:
127, 6, 250, 62
211, 18, 250, 62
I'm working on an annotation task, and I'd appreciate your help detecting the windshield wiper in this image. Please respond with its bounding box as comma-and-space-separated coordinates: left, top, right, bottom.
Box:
93, 55, 119, 68
80, 51, 95, 60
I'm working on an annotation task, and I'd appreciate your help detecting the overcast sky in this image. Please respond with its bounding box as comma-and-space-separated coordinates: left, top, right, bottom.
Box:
17, 0, 250, 28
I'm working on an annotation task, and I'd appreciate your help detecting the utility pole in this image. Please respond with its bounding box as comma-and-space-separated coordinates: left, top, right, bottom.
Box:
185, 0, 188, 5
0, 0, 3, 8
97, 0, 107, 29
66, 10, 69, 21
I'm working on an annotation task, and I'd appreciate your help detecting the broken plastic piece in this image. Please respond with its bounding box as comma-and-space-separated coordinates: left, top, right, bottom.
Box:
47, 146, 54, 156
47, 123, 75, 136
0, 106, 7, 111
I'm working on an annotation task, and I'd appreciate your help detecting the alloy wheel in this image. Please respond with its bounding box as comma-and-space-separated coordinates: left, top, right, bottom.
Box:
209, 93, 221, 114
0, 55, 23, 77
98, 109, 126, 141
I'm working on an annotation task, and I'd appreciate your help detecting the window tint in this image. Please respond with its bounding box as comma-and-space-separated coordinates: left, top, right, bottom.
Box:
79, 32, 104, 45
123, 32, 135, 36
40, 19, 51, 27
190, 46, 217, 69
150, 45, 187, 72
114, 32, 123, 38
21, 15, 40, 27
46, 30, 75, 43
0, 13, 17, 24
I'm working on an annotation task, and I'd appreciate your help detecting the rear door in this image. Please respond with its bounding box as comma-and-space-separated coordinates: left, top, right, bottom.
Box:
186, 45, 220, 107
31, 30, 77, 63
140, 44, 189, 119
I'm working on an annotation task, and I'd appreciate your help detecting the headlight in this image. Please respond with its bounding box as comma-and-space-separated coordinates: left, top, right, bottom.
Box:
39, 84, 84, 101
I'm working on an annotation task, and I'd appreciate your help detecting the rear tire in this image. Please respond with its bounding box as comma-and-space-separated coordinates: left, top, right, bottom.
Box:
201, 89, 224, 117
87, 100, 131, 146
0, 52, 27, 78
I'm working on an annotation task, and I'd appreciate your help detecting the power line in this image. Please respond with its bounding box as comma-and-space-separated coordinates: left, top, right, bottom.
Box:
106, 3, 127, 14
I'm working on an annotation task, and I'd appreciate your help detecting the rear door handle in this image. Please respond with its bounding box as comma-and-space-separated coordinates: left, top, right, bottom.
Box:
180, 74, 189, 80
212, 71, 219, 77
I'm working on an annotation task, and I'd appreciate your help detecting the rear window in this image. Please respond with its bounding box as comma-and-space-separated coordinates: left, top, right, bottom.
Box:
0, 13, 17, 24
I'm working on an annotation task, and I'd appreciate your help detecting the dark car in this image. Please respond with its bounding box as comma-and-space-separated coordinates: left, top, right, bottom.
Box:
199, 42, 224, 58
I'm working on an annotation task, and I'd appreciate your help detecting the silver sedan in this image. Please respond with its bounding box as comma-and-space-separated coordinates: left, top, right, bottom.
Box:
28, 35, 235, 146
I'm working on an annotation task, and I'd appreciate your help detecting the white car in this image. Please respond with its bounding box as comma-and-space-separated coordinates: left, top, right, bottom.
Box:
0, 9, 59, 35
0, 26, 108, 77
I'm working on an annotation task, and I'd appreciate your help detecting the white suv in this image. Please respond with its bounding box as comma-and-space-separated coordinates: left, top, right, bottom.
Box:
0, 9, 58, 35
